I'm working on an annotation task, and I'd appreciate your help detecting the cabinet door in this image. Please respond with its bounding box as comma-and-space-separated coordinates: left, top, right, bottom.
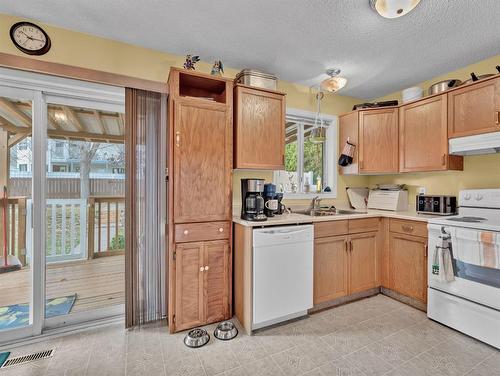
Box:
175, 242, 205, 331
448, 77, 500, 138
389, 233, 427, 303
173, 99, 231, 223
204, 240, 230, 324
358, 108, 398, 173
399, 95, 450, 172
234, 85, 285, 169
349, 232, 378, 294
338, 111, 359, 175
314, 236, 349, 304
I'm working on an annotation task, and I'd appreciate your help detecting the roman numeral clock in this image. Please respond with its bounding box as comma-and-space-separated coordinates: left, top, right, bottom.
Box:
10, 21, 51, 56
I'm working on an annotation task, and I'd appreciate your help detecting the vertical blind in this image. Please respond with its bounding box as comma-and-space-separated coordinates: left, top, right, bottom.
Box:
125, 88, 167, 327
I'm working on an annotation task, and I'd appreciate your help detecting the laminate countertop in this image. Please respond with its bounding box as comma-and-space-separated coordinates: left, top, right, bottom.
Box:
232, 209, 440, 227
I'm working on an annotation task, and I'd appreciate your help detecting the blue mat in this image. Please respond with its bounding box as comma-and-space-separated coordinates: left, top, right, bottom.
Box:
0, 294, 76, 330
0, 352, 10, 368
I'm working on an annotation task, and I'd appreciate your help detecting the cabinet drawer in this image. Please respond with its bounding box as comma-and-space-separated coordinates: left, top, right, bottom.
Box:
390, 219, 427, 238
348, 218, 380, 234
175, 222, 230, 243
314, 221, 348, 238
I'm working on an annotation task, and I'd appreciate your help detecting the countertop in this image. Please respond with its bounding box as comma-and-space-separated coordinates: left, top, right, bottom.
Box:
233, 209, 440, 227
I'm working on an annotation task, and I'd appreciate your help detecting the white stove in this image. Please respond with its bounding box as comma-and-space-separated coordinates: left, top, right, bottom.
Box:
427, 189, 500, 349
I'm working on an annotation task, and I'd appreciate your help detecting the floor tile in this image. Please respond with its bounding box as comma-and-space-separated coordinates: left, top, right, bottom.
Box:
197, 340, 241, 376
272, 340, 342, 375
322, 324, 375, 355
318, 357, 367, 376
344, 347, 394, 376
466, 351, 500, 376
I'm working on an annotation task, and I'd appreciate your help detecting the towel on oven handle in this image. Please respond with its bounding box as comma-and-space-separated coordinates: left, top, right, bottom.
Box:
432, 232, 455, 282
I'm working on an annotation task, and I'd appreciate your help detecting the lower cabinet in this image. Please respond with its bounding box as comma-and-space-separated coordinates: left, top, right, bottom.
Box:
349, 232, 378, 294
174, 240, 230, 331
313, 225, 379, 305
314, 236, 349, 304
388, 232, 427, 303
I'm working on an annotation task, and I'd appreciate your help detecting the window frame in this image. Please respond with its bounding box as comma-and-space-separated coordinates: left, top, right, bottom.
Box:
274, 107, 338, 199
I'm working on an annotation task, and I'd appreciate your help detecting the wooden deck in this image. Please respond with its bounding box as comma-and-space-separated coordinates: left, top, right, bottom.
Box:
0, 255, 124, 314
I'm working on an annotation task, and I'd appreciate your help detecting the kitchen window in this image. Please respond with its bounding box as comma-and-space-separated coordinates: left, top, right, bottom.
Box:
274, 108, 337, 198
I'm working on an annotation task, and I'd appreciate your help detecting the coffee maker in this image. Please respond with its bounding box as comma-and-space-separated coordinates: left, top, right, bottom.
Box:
241, 179, 267, 221
263, 183, 279, 217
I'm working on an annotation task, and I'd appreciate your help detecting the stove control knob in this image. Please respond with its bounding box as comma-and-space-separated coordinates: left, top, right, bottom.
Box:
475, 194, 483, 201
463, 193, 471, 201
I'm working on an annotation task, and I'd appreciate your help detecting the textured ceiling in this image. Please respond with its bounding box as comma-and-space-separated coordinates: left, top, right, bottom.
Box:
1, 0, 500, 98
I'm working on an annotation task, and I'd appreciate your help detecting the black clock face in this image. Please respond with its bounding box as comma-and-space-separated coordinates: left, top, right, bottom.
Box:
10, 22, 51, 56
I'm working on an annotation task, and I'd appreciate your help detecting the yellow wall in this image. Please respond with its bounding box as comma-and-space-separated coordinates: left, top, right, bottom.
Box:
370, 54, 500, 205
0, 12, 368, 206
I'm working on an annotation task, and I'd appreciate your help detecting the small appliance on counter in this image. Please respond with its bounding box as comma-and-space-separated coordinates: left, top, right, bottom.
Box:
241, 179, 267, 221
275, 192, 285, 215
416, 195, 457, 215
346, 187, 369, 210
367, 188, 408, 211
263, 183, 279, 217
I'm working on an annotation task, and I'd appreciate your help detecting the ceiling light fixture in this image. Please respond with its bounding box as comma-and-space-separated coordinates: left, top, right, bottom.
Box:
369, 0, 421, 19
320, 68, 347, 93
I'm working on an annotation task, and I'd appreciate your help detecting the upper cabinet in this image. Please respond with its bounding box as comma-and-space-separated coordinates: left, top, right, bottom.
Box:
339, 108, 398, 175
399, 95, 463, 172
234, 84, 286, 169
448, 76, 500, 138
359, 108, 399, 174
338, 111, 359, 175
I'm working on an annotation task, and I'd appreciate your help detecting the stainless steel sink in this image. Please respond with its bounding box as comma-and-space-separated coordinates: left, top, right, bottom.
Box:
294, 208, 367, 216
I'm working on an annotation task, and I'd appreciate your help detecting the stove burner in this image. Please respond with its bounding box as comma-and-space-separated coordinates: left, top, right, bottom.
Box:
446, 216, 487, 223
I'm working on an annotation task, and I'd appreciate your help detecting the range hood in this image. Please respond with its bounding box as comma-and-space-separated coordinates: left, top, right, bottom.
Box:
449, 131, 500, 155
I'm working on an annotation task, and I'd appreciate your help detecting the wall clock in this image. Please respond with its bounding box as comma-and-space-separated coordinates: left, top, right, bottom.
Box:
10, 22, 51, 56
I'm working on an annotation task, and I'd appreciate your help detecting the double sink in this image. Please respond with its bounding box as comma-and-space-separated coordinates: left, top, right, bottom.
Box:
294, 207, 368, 217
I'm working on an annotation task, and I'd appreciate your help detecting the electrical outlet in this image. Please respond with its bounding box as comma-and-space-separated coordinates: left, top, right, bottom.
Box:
418, 187, 426, 195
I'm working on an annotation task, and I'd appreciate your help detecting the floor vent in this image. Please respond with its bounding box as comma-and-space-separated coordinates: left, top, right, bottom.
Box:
1, 349, 54, 368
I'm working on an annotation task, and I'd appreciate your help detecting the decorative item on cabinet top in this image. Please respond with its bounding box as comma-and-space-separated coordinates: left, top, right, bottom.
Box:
183, 54, 200, 70
235, 69, 277, 90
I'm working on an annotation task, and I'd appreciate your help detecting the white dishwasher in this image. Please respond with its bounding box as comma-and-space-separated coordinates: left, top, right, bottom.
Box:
252, 224, 314, 329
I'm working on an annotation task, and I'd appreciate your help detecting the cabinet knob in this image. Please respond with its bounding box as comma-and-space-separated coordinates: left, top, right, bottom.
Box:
495, 111, 500, 125
205, 266, 209, 271
218, 227, 224, 233
183, 230, 189, 235
200, 267, 204, 272
402, 225, 414, 232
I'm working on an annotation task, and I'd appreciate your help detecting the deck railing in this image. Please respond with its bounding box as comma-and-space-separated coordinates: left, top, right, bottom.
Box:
44, 199, 88, 262
1, 197, 27, 266
88, 196, 125, 258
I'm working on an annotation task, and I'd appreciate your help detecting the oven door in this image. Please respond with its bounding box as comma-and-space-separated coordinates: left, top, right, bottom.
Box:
428, 224, 500, 310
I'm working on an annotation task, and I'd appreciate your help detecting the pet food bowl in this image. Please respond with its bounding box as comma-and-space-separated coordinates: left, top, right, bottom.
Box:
184, 328, 210, 348
213, 321, 238, 341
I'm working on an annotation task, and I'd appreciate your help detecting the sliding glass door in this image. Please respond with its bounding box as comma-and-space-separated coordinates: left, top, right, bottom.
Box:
43, 97, 125, 329
0, 67, 125, 343
0, 86, 41, 343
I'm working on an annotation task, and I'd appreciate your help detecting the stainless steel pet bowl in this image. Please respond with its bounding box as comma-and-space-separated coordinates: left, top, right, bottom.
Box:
213, 321, 238, 341
184, 328, 210, 348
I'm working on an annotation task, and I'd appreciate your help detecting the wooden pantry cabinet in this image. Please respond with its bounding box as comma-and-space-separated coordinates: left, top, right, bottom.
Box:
167, 68, 233, 333
399, 94, 463, 172
448, 76, 500, 138
233, 84, 286, 169
313, 218, 380, 305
